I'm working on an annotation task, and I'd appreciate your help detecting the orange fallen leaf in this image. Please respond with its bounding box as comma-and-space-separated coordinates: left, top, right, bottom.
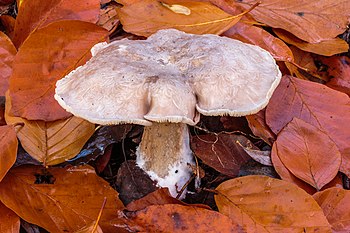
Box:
126, 188, 211, 212
316, 56, 350, 96
0, 201, 20, 233
0, 31, 16, 96
266, 76, 350, 177
235, 0, 350, 43
117, 0, 252, 37
0, 125, 17, 182
0, 165, 124, 233
245, 109, 276, 145
97, 3, 120, 33
274, 28, 349, 56
272, 118, 341, 190
12, 0, 101, 48
285, 46, 325, 82
271, 149, 316, 195
223, 22, 293, 62
313, 187, 350, 233
9, 20, 109, 121
215, 176, 331, 232
0, 15, 15, 39
191, 133, 251, 177
5, 92, 95, 166
123, 204, 244, 232
74, 223, 103, 233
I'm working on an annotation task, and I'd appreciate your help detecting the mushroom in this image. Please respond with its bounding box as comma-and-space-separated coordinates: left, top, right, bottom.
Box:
55, 29, 281, 198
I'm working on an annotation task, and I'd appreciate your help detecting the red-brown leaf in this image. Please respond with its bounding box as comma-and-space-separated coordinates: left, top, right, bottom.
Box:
12, 0, 101, 48
9, 20, 108, 121
124, 204, 244, 232
272, 118, 341, 190
0, 165, 124, 232
117, 0, 247, 37
215, 176, 332, 232
191, 133, 251, 177
0, 125, 17, 182
266, 76, 350, 177
0, 201, 20, 233
235, 0, 350, 43
317, 56, 350, 96
313, 188, 350, 233
274, 28, 349, 56
223, 22, 293, 62
0, 31, 16, 96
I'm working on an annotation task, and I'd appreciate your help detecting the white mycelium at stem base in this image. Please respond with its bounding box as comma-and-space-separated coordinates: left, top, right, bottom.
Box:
136, 122, 193, 198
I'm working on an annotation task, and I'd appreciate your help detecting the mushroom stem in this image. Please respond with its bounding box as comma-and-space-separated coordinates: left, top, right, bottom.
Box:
136, 122, 194, 198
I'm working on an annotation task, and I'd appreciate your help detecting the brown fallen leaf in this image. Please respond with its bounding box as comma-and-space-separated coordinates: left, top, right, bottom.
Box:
97, 3, 120, 33
0, 165, 124, 233
12, 0, 101, 48
313, 187, 350, 233
223, 22, 293, 62
126, 188, 211, 212
271, 149, 317, 195
0, 201, 20, 233
235, 0, 350, 43
285, 46, 325, 82
245, 109, 276, 145
9, 20, 109, 121
0, 125, 17, 182
5, 92, 95, 166
123, 204, 244, 232
272, 118, 341, 190
0, 31, 16, 96
117, 0, 253, 37
274, 28, 349, 56
0, 15, 15, 39
316, 56, 350, 96
191, 133, 251, 177
266, 75, 350, 177
74, 223, 103, 233
215, 176, 332, 232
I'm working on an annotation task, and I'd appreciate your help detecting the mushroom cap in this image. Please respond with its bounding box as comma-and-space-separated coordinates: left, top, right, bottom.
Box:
55, 29, 281, 126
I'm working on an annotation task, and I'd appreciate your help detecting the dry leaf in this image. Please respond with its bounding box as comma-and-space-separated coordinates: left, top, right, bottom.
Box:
9, 20, 109, 121
117, 0, 250, 37
0, 31, 16, 96
0, 15, 15, 39
271, 149, 316, 195
0, 125, 17, 182
235, 0, 350, 43
240, 146, 272, 166
272, 118, 341, 190
245, 109, 276, 145
124, 204, 244, 232
12, 0, 101, 48
223, 22, 293, 62
285, 46, 325, 82
313, 187, 350, 233
0, 201, 20, 233
316, 56, 350, 96
0, 165, 124, 233
126, 188, 211, 212
5, 92, 95, 166
191, 133, 251, 177
266, 75, 350, 177
215, 176, 332, 232
274, 28, 349, 56
97, 4, 120, 33
74, 222, 103, 233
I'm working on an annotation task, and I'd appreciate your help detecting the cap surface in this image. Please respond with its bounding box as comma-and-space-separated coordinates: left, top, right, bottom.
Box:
55, 29, 281, 125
